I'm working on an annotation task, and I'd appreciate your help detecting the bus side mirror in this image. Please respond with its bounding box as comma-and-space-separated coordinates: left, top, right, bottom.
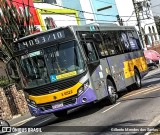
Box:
6, 58, 20, 81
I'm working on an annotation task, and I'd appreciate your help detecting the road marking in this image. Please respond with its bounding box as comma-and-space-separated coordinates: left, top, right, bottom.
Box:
145, 132, 151, 135
12, 116, 35, 127
122, 86, 160, 99
102, 102, 121, 113
123, 85, 160, 98
12, 132, 22, 135
143, 88, 160, 95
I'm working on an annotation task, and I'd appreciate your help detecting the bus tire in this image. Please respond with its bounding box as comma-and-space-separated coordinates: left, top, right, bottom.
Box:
132, 69, 141, 90
107, 79, 118, 104
54, 110, 67, 117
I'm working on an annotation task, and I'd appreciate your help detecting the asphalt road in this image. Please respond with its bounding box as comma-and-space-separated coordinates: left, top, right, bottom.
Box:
11, 68, 160, 135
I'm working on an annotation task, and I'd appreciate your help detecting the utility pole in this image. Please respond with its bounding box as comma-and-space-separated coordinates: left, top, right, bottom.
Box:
132, 0, 145, 48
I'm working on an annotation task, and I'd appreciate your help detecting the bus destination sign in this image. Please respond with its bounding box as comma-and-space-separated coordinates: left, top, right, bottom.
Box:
15, 31, 65, 51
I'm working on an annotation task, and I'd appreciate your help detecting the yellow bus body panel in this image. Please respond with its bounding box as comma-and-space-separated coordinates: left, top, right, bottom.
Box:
29, 82, 82, 104
124, 56, 148, 79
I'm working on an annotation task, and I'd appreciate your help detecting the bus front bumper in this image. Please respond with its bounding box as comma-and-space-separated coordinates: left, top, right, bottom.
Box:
28, 87, 97, 116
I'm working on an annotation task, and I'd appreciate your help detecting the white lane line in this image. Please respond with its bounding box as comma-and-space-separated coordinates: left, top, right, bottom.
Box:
12, 116, 35, 127
102, 102, 121, 113
145, 132, 151, 135
12, 132, 22, 135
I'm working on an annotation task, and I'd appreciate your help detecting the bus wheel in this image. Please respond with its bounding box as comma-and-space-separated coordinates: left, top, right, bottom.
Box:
54, 110, 67, 117
107, 79, 118, 104
133, 69, 141, 90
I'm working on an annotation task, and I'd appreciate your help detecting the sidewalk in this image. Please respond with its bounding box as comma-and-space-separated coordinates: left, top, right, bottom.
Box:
8, 113, 35, 127
144, 67, 160, 78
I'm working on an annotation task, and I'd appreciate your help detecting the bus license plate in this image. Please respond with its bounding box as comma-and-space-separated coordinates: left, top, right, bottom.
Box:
52, 103, 63, 109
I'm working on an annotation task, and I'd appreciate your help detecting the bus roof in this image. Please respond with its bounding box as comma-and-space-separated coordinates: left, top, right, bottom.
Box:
14, 24, 136, 43
71, 24, 136, 32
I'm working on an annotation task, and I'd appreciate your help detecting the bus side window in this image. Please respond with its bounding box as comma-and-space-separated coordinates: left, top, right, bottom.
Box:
120, 32, 132, 53
83, 42, 99, 62
92, 33, 108, 58
127, 31, 141, 51
111, 31, 123, 54
103, 33, 117, 56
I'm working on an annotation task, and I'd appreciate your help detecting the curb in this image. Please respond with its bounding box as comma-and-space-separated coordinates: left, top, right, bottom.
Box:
145, 68, 160, 77
11, 116, 35, 127
12, 114, 21, 119
8, 113, 33, 126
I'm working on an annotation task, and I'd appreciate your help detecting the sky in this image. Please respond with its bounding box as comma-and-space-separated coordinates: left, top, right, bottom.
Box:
151, 0, 160, 16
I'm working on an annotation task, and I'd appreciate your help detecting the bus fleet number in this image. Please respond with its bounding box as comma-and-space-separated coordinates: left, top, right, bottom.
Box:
61, 90, 73, 96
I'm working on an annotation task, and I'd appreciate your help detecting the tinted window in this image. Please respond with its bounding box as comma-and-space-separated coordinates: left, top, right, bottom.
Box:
82, 41, 99, 62
120, 32, 132, 53
127, 31, 141, 51
103, 32, 116, 55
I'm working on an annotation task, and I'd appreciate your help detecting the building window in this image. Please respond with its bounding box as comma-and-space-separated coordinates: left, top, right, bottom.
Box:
148, 26, 154, 45
141, 27, 145, 35
152, 26, 157, 40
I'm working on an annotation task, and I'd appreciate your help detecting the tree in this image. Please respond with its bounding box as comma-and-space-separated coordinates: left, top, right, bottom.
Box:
0, 0, 38, 62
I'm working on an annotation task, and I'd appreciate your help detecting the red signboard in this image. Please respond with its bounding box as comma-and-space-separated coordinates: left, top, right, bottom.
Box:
10, 0, 40, 25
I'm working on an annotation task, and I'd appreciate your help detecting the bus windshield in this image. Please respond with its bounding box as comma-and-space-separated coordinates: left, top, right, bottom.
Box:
20, 40, 85, 88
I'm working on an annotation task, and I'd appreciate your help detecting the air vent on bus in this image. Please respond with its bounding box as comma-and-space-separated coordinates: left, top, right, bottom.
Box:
25, 74, 83, 96
38, 96, 77, 111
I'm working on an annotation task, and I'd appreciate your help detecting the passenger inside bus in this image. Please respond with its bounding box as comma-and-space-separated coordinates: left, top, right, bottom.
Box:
37, 58, 48, 81
121, 32, 131, 52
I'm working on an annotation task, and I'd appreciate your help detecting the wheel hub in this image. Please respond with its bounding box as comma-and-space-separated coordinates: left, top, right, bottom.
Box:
135, 73, 140, 86
108, 86, 117, 99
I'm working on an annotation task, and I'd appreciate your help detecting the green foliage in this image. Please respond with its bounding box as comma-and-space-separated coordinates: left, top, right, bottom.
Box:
0, 0, 38, 61
0, 76, 10, 87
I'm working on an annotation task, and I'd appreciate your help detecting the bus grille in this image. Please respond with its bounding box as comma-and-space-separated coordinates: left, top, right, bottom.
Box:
25, 73, 85, 96
38, 96, 77, 111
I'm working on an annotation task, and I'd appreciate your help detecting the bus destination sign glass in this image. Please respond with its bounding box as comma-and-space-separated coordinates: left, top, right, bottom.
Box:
15, 31, 65, 51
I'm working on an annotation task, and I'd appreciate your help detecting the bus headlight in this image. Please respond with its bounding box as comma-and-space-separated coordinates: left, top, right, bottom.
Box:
78, 80, 90, 96
30, 100, 36, 105
24, 92, 37, 107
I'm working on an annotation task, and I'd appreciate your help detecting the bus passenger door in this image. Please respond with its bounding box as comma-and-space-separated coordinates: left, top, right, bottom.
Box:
81, 40, 107, 100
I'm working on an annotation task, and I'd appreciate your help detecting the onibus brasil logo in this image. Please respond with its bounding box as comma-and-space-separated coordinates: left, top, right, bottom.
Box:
0, 119, 10, 134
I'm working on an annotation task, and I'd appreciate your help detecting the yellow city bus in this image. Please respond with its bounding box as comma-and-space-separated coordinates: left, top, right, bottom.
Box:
7, 24, 148, 117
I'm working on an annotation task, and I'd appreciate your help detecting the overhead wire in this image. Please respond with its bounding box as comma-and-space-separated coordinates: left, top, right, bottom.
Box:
34, 1, 155, 21
43, 2, 117, 17
0, 0, 155, 25
44, 1, 139, 18
151, 3, 160, 8
94, 0, 116, 5
12, 0, 138, 18
125, 11, 136, 22
153, 11, 160, 15
10, 0, 116, 22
